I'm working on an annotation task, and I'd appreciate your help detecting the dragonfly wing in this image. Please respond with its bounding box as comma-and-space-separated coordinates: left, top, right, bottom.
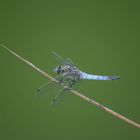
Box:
66, 58, 75, 66
36, 80, 61, 98
51, 87, 66, 106
52, 51, 73, 66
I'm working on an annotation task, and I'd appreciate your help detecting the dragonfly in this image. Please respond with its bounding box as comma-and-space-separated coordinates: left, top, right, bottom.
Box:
37, 52, 120, 104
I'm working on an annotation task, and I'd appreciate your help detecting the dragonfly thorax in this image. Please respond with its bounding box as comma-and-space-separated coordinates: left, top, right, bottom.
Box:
53, 65, 71, 75
54, 65, 81, 80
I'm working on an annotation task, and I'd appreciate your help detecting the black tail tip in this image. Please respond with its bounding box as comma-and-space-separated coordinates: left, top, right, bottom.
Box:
111, 76, 120, 80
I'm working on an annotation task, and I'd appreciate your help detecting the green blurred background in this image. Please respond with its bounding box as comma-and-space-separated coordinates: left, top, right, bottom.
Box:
0, 0, 140, 140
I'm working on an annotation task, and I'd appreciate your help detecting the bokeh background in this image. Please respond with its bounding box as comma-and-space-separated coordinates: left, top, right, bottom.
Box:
0, 0, 140, 140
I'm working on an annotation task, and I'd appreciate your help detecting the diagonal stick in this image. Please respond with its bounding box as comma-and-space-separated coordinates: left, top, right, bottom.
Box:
1, 44, 140, 128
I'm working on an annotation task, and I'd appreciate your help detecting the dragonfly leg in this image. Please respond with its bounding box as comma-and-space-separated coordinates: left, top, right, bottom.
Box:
36, 80, 54, 96
71, 80, 76, 86
59, 77, 63, 84
66, 79, 76, 88
51, 87, 66, 105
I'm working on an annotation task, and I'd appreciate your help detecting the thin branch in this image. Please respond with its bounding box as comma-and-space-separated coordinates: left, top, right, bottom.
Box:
1, 44, 140, 128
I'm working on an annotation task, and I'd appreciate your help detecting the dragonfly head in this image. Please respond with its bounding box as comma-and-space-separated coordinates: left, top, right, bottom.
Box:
53, 66, 61, 74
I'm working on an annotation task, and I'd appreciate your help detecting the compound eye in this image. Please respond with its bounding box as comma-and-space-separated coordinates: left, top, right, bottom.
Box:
57, 66, 61, 74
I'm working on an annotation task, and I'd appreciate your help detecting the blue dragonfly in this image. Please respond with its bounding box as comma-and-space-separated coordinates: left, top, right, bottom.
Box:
37, 52, 120, 104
